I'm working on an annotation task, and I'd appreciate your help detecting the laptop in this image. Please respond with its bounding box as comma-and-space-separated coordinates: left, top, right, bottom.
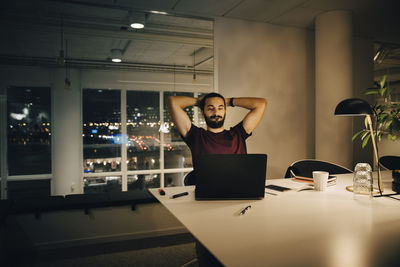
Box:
194, 154, 267, 200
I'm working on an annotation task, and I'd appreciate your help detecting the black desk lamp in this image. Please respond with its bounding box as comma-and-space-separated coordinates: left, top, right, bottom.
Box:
334, 98, 383, 195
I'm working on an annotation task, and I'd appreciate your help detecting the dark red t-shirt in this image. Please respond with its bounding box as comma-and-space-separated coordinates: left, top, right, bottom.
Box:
183, 122, 251, 156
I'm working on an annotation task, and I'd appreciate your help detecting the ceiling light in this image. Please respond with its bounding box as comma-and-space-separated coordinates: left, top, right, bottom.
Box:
129, 12, 145, 29
111, 49, 122, 62
131, 23, 144, 29
150, 10, 168, 15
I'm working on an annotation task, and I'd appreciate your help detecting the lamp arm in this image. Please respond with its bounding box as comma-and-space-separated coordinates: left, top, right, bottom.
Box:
367, 115, 383, 194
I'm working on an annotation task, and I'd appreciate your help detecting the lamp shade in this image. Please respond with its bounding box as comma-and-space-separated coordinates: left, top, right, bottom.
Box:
334, 98, 373, 116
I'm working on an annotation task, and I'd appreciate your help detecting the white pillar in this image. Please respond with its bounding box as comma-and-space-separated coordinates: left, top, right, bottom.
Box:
52, 69, 82, 195
315, 10, 353, 168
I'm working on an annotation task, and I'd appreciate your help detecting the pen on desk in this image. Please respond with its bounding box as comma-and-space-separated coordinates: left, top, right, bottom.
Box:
265, 191, 277, 196
239, 205, 251, 215
171, 192, 189, 198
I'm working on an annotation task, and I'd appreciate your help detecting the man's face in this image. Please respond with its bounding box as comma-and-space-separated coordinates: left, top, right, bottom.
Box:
202, 97, 226, 129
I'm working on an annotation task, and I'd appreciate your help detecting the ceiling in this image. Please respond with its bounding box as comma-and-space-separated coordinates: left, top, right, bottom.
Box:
1, 0, 399, 78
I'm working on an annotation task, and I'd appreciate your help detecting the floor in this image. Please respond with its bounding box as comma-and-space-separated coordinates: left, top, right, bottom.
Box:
33, 242, 198, 267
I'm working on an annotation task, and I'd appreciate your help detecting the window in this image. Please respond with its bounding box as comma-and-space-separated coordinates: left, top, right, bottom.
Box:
82, 89, 121, 193
82, 89, 121, 173
126, 91, 160, 170
7, 86, 51, 176
84, 175, 122, 194
128, 174, 160, 191
82, 89, 205, 193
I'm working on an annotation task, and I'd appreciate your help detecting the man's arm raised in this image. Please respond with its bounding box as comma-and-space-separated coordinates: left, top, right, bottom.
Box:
167, 96, 197, 138
226, 97, 267, 134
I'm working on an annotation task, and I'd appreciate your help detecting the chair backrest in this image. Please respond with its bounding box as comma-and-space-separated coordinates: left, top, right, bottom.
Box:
379, 156, 400, 170
184, 171, 196, 186
285, 159, 352, 178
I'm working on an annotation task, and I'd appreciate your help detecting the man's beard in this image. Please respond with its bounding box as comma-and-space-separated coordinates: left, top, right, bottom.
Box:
204, 115, 225, 129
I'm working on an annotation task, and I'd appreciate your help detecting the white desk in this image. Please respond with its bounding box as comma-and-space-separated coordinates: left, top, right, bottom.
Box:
149, 173, 400, 267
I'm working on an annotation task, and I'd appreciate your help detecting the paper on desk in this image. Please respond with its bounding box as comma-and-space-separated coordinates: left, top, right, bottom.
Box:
266, 179, 314, 192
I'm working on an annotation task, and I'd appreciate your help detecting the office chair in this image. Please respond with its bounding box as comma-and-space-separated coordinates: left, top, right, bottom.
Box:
183, 171, 196, 186
379, 156, 400, 192
379, 156, 400, 170
285, 159, 352, 178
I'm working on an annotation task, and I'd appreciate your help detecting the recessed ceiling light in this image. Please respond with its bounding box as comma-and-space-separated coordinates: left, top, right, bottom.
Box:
110, 49, 123, 62
130, 23, 144, 29
129, 12, 146, 29
150, 10, 168, 15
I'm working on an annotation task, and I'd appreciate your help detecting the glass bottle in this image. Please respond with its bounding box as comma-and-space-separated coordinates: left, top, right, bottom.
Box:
353, 163, 373, 195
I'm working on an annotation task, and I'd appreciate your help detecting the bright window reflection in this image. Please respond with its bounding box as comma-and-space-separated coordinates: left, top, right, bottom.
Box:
82, 89, 121, 173
7, 86, 51, 175
127, 91, 160, 170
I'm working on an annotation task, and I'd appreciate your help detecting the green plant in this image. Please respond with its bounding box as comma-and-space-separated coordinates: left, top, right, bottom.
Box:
353, 75, 400, 147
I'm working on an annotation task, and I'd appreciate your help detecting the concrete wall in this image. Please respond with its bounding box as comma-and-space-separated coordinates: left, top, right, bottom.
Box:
215, 17, 315, 179
352, 37, 374, 168
52, 68, 83, 195
215, 17, 377, 177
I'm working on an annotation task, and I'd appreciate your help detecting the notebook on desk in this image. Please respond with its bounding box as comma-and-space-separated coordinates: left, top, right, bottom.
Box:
194, 154, 267, 200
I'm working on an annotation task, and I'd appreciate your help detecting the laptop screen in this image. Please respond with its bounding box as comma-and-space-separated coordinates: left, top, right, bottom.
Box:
193, 154, 267, 200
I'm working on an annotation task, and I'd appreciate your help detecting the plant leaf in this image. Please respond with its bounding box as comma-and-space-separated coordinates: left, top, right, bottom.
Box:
379, 87, 387, 97
365, 91, 379, 95
352, 130, 365, 141
362, 134, 371, 148
364, 117, 368, 128
361, 130, 370, 140
380, 75, 387, 89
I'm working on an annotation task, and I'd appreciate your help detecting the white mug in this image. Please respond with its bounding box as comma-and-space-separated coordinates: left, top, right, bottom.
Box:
313, 171, 329, 191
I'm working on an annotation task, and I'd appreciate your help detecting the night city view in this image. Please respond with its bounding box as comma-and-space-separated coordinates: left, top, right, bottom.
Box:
5, 87, 205, 194
82, 89, 204, 193
7, 86, 52, 176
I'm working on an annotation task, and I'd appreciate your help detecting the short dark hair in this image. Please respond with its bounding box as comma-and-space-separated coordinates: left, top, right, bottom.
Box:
199, 93, 225, 110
